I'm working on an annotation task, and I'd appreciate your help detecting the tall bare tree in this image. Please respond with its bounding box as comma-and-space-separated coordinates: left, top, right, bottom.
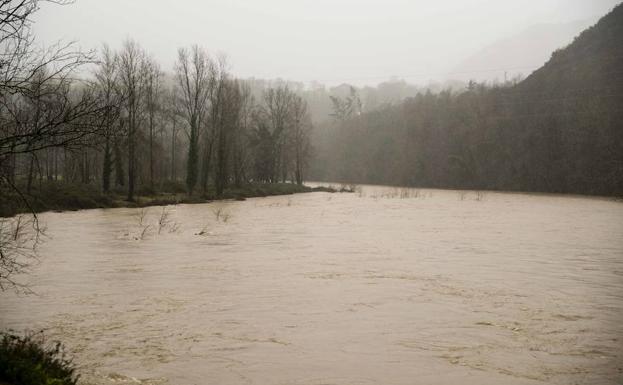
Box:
145, 57, 161, 191
231, 81, 254, 187
263, 85, 294, 182
210, 55, 233, 196
290, 94, 311, 185
117, 39, 147, 201
175, 45, 212, 195
94, 44, 121, 193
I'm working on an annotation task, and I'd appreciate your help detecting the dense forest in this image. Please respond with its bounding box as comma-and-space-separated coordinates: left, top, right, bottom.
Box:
310, 4, 623, 196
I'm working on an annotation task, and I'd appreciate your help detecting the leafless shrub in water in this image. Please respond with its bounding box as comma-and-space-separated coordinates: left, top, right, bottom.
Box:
212, 205, 232, 223
355, 185, 365, 198
136, 208, 149, 226
195, 222, 210, 236
157, 207, 171, 234
138, 224, 151, 240
404, 189, 422, 199
131, 208, 154, 240
212, 206, 223, 221
220, 212, 231, 223
338, 183, 356, 192
168, 222, 181, 233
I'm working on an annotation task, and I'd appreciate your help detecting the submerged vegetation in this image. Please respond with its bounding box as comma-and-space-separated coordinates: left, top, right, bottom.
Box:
0, 331, 78, 385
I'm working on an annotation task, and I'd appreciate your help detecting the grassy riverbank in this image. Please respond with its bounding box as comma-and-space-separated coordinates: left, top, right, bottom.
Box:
0, 182, 340, 218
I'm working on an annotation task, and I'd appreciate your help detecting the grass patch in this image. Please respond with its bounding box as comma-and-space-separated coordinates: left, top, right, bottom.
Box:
0, 183, 114, 217
1, 182, 346, 217
219, 183, 313, 200
0, 331, 78, 385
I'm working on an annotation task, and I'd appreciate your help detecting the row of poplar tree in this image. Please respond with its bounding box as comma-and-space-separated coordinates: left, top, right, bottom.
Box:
0, 1, 313, 201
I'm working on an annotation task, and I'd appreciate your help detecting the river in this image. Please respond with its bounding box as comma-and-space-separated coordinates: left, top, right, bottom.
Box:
1, 185, 622, 385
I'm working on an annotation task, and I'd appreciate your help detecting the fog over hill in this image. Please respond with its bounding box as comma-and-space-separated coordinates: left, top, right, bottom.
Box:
452, 18, 599, 83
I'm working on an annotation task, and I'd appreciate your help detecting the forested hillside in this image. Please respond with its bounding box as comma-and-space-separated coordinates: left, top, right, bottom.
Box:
310, 4, 623, 196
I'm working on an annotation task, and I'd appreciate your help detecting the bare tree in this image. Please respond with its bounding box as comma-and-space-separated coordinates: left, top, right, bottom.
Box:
329, 86, 362, 122
117, 39, 147, 201
162, 86, 182, 182
145, 57, 161, 191
290, 94, 312, 185
232, 81, 254, 187
175, 45, 212, 195
211, 55, 233, 196
94, 44, 121, 193
262, 85, 294, 182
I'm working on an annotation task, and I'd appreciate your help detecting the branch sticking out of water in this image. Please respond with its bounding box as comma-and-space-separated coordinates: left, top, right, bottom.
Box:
212, 205, 232, 223
157, 207, 171, 234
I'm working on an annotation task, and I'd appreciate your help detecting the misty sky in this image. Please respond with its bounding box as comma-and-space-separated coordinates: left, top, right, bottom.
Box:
34, 0, 620, 86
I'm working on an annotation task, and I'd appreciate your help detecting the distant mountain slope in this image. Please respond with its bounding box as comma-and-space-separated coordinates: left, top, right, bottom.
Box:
520, 4, 623, 92
453, 19, 598, 82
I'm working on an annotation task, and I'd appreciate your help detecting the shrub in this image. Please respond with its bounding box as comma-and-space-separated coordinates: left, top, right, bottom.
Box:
159, 180, 187, 194
0, 331, 78, 385
137, 185, 156, 196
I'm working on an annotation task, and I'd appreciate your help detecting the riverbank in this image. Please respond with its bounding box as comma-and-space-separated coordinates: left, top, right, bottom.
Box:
0, 182, 344, 218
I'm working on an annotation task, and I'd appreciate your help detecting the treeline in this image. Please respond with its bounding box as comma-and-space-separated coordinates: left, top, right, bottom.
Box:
310, 4, 623, 196
249, 77, 467, 126
0, 1, 313, 204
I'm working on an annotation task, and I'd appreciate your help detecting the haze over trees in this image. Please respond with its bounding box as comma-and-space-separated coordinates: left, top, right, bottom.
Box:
310, 4, 623, 196
0, 3, 315, 198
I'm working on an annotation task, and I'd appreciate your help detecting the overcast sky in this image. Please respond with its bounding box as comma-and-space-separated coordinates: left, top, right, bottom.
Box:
33, 0, 620, 86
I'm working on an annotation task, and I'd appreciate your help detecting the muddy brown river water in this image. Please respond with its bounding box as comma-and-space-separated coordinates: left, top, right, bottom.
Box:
1, 185, 622, 384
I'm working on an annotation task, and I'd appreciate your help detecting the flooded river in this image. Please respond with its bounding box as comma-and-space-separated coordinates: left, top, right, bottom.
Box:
1, 186, 622, 384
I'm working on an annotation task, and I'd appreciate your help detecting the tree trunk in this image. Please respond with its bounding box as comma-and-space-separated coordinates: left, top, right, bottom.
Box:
200, 137, 212, 196
53, 148, 58, 181
102, 136, 112, 193
171, 121, 176, 182
128, 114, 136, 201
215, 126, 227, 196
114, 137, 125, 187
186, 119, 199, 195
149, 112, 154, 190
295, 141, 303, 185
26, 153, 35, 194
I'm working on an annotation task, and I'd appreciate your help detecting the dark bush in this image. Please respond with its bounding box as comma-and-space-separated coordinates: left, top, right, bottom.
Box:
137, 185, 156, 196
159, 180, 187, 194
0, 331, 78, 385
